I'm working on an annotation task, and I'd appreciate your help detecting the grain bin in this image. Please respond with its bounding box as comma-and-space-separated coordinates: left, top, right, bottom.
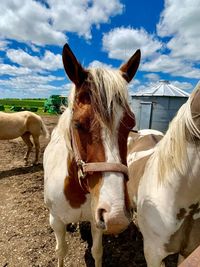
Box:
130, 80, 189, 132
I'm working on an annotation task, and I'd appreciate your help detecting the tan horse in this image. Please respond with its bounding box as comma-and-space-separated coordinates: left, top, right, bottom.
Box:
0, 111, 49, 164
128, 83, 200, 267
44, 43, 140, 267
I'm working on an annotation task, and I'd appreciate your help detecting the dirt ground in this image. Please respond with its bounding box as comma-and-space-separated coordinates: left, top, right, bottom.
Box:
0, 115, 178, 267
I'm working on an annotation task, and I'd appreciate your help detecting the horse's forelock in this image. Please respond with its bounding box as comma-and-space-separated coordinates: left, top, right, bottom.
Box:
63, 67, 130, 152
70, 68, 129, 129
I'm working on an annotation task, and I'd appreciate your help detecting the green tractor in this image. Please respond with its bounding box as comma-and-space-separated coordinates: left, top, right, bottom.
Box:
0, 104, 5, 111
44, 95, 68, 114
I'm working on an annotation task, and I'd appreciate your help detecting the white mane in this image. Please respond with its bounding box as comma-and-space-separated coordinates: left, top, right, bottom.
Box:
51, 108, 73, 152
153, 82, 200, 183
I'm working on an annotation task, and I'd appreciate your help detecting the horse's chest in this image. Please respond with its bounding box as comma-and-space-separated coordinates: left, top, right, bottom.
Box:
45, 175, 92, 223
63, 175, 91, 211
45, 187, 91, 223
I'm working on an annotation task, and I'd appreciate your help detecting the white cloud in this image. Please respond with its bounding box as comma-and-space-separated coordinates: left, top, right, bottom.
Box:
0, 45, 76, 98
171, 80, 193, 91
12, 74, 64, 85
28, 43, 41, 53
6, 49, 62, 71
102, 27, 163, 60
0, 63, 32, 76
50, 0, 123, 39
101, 2, 200, 81
0, 0, 123, 45
128, 79, 141, 93
141, 54, 200, 79
0, 0, 66, 46
157, 0, 200, 61
88, 60, 112, 68
0, 40, 10, 51
0, 73, 67, 98
0, 74, 63, 88
144, 73, 160, 82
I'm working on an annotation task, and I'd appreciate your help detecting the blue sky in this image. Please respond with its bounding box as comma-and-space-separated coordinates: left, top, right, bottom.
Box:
0, 0, 199, 98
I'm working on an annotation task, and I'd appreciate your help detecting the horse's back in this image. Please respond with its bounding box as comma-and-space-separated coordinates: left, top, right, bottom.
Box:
0, 111, 27, 139
128, 129, 163, 161
0, 111, 47, 139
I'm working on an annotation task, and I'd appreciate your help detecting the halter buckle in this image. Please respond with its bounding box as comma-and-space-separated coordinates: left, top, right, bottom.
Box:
77, 160, 86, 179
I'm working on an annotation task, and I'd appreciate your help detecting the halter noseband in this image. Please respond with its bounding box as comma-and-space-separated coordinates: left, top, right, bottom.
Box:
70, 127, 129, 189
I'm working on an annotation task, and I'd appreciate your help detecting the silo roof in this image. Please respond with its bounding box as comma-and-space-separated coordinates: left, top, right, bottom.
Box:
133, 80, 190, 97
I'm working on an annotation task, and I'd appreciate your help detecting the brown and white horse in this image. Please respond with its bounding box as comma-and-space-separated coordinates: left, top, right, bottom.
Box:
0, 111, 49, 164
127, 83, 200, 267
44, 43, 140, 267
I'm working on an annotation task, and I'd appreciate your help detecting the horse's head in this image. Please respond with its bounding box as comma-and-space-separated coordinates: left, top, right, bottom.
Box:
180, 82, 200, 143
62, 44, 140, 234
190, 83, 200, 134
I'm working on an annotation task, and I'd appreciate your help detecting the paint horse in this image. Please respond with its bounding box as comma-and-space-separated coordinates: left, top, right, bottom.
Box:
44, 43, 141, 267
0, 111, 49, 164
127, 82, 200, 267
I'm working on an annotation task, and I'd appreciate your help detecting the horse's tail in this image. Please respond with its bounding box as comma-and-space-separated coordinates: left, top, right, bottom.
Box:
40, 118, 49, 138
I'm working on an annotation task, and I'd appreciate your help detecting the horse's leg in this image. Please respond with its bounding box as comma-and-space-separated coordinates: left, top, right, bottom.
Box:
32, 135, 40, 165
21, 132, 33, 164
177, 254, 185, 265
50, 214, 67, 267
143, 242, 166, 267
91, 222, 103, 267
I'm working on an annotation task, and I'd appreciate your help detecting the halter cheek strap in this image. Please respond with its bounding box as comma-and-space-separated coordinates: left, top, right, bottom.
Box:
70, 127, 129, 187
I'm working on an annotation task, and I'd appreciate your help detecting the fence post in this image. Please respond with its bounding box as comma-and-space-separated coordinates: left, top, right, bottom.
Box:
179, 245, 200, 267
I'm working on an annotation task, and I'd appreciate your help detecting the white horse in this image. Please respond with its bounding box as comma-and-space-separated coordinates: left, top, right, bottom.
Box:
44, 43, 141, 267
127, 83, 200, 267
0, 111, 49, 164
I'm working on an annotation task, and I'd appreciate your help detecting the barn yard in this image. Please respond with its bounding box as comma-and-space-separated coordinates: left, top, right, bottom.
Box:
0, 115, 177, 267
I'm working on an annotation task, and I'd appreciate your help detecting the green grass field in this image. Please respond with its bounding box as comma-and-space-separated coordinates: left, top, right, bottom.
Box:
0, 98, 47, 115
0, 98, 45, 107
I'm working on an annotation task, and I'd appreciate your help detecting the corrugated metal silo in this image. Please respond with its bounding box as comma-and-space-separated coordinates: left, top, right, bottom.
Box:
130, 80, 189, 132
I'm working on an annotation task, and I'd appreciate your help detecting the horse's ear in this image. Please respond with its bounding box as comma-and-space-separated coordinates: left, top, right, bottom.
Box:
120, 49, 141, 83
62, 43, 87, 87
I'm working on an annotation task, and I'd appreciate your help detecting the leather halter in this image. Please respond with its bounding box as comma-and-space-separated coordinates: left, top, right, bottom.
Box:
70, 127, 129, 188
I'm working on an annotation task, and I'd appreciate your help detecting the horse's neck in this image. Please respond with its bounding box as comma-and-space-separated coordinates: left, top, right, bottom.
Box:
174, 144, 200, 208
155, 142, 200, 206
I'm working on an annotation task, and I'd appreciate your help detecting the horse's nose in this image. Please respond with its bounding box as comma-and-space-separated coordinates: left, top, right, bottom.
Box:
95, 203, 130, 234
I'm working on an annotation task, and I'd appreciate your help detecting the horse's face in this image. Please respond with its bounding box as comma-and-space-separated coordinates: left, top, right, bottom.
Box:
62, 44, 140, 234
72, 84, 104, 164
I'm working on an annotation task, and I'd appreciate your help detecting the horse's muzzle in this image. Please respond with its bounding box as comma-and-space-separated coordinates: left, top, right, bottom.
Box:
95, 205, 130, 234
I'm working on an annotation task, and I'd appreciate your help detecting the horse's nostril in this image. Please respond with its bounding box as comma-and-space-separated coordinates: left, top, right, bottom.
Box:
98, 208, 105, 221
96, 208, 106, 230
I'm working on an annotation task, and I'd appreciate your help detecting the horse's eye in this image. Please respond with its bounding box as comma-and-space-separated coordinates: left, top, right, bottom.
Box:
78, 92, 91, 104
74, 121, 87, 132
74, 121, 83, 129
